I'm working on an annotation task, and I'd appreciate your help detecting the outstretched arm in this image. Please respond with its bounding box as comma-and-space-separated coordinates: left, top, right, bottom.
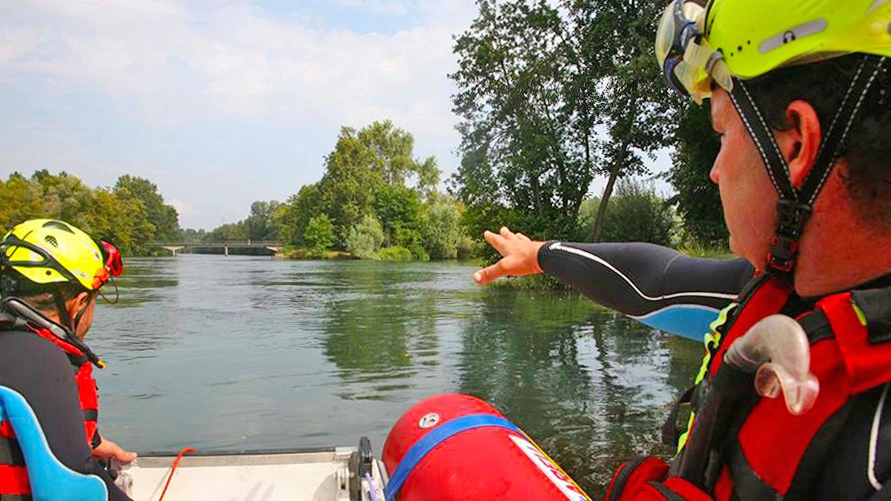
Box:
474, 228, 753, 341
539, 241, 751, 340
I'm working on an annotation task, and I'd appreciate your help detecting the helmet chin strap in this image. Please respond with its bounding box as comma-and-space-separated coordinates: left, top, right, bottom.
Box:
2, 296, 105, 368
52, 290, 77, 337
727, 55, 886, 284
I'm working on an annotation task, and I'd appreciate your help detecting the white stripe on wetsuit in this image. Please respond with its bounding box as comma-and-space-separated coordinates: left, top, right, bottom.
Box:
550, 243, 738, 303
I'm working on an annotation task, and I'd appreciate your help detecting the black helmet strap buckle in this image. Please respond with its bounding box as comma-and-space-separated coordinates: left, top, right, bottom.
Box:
728, 55, 886, 283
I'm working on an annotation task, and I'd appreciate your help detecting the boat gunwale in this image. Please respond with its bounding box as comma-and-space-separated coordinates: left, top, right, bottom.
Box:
127, 446, 356, 468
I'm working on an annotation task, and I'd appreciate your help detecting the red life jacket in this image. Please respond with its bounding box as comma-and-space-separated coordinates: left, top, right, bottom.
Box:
686, 275, 891, 500
0, 327, 100, 497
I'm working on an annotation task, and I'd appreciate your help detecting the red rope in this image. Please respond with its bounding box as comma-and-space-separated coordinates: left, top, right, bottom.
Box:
157, 447, 196, 501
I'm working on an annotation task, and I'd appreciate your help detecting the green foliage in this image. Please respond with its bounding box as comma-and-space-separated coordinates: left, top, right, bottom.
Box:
277, 184, 320, 246
304, 214, 335, 254
345, 214, 386, 260
204, 220, 248, 242
596, 179, 674, 246
0, 173, 45, 229
378, 246, 413, 261
374, 184, 422, 247
668, 103, 729, 247
246, 200, 281, 241
579, 0, 677, 241
83, 186, 154, 253
457, 235, 482, 260
408, 243, 429, 261
115, 175, 180, 241
421, 197, 464, 260
268, 121, 443, 251
450, 0, 677, 243
253, 120, 468, 261
450, 1, 590, 241
0, 171, 179, 255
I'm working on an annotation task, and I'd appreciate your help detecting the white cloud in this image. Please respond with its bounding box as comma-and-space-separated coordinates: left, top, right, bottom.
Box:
0, 0, 479, 227
1, 1, 474, 126
333, 0, 414, 16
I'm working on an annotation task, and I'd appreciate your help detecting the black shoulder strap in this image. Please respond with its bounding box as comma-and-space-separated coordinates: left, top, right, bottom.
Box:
0, 312, 27, 332
662, 386, 696, 447
853, 288, 891, 345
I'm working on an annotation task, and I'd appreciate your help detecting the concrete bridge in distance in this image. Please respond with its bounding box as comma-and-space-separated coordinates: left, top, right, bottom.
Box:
148, 241, 285, 257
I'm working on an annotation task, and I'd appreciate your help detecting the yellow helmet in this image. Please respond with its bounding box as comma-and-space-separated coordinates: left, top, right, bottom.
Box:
656, 0, 891, 103
0, 219, 112, 291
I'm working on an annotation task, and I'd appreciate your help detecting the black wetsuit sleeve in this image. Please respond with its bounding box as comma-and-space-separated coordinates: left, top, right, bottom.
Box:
0, 331, 131, 501
538, 242, 754, 340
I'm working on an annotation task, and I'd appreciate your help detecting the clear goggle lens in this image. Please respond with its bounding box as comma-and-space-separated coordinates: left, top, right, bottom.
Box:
655, 0, 730, 103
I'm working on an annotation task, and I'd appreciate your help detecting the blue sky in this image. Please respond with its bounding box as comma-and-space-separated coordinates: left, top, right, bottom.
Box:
0, 0, 670, 230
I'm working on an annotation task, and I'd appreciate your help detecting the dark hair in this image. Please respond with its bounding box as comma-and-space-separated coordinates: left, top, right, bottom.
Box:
745, 54, 891, 230
0, 269, 85, 312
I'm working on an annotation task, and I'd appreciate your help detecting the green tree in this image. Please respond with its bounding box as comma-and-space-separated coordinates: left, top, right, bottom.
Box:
317, 128, 379, 246
84, 186, 154, 254
345, 214, 386, 260
204, 221, 248, 242
32, 170, 94, 226
277, 184, 322, 247
1, 170, 178, 256
668, 103, 728, 246
374, 184, 422, 248
451, 0, 676, 242
594, 179, 674, 246
357, 120, 417, 186
246, 200, 282, 241
115, 175, 180, 241
451, 0, 596, 240
421, 197, 464, 260
0, 173, 43, 231
578, 0, 676, 241
315, 121, 440, 247
304, 214, 335, 254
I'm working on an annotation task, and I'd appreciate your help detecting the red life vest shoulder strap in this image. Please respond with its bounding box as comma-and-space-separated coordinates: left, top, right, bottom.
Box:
726, 287, 891, 500
709, 275, 793, 378
819, 290, 891, 394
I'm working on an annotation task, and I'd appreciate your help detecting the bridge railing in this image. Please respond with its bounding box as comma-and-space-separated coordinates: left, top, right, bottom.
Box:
148, 241, 285, 247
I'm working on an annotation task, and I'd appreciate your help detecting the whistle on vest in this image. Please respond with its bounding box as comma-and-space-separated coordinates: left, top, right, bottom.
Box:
678, 314, 820, 490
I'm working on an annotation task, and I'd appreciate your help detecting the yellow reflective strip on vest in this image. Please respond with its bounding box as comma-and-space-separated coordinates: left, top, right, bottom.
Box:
853, 301, 868, 327
677, 302, 738, 453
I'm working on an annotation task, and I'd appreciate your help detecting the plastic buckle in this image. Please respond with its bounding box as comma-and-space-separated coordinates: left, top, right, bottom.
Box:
767, 200, 812, 277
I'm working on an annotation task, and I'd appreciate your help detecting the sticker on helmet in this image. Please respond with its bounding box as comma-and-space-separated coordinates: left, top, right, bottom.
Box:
760, 18, 827, 54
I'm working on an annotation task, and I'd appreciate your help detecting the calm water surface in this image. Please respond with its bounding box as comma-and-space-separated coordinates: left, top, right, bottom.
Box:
91, 255, 703, 494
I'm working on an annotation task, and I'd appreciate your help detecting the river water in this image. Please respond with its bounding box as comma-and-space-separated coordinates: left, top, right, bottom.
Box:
90, 255, 703, 494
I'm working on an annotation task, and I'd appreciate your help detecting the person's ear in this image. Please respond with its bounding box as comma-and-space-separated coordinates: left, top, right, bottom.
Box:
777, 100, 822, 189
68, 291, 92, 316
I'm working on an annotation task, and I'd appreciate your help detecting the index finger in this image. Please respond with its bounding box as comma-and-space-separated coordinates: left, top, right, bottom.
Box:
473, 261, 506, 285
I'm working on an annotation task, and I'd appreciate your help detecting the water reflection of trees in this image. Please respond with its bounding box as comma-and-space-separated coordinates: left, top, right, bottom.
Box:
457, 289, 701, 497
321, 263, 440, 400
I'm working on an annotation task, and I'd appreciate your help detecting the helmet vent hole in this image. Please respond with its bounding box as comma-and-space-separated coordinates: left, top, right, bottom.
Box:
44, 235, 58, 248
